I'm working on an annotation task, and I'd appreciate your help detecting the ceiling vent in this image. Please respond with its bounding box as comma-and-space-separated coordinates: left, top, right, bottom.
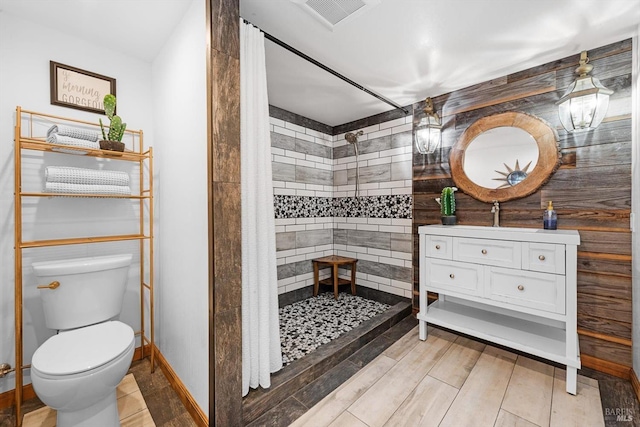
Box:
291, 0, 381, 30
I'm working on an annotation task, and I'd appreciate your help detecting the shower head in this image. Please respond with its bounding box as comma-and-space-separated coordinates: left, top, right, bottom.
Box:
345, 130, 363, 144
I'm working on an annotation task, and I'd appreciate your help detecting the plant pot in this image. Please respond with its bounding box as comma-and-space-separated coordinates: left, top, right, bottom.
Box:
441, 215, 457, 225
99, 140, 125, 152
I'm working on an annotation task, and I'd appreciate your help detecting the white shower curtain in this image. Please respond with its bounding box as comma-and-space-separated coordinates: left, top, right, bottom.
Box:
240, 19, 283, 397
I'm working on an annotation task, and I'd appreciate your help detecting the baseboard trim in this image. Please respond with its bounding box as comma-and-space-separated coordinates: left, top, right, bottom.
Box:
631, 368, 640, 403
581, 353, 631, 379
153, 346, 209, 427
133, 343, 152, 361
0, 383, 35, 411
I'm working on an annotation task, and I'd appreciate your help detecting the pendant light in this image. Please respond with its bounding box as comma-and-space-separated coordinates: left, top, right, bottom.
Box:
557, 50, 613, 132
415, 97, 442, 154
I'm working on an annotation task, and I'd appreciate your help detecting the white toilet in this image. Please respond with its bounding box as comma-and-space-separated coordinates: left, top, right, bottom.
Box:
30, 254, 135, 427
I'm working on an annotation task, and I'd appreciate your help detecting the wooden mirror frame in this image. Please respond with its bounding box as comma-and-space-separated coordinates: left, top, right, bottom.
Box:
450, 111, 560, 202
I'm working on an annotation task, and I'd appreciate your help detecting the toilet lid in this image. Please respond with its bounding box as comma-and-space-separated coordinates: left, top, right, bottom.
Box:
32, 321, 134, 376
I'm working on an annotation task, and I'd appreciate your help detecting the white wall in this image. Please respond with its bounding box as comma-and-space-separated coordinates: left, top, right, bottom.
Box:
0, 11, 155, 393
151, 0, 209, 415
0, 2, 209, 414
0, 0, 209, 414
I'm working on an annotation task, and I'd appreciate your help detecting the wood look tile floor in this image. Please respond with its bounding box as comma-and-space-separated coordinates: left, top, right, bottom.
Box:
126, 360, 197, 427
290, 326, 608, 427
22, 374, 155, 427
2, 359, 196, 427
6, 323, 639, 427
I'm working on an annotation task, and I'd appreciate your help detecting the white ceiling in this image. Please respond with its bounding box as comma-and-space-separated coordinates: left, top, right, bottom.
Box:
0, 0, 192, 62
242, 0, 640, 126
2, 0, 639, 127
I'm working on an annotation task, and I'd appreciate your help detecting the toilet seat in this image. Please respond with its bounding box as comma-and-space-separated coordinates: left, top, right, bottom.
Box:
32, 321, 134, 376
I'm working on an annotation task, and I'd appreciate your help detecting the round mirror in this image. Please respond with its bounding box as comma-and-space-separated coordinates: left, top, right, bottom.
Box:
450, 111, 560, 202
464, 126, 539, 189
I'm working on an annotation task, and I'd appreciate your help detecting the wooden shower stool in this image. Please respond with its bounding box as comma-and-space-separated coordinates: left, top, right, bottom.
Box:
312, 255, 358, 300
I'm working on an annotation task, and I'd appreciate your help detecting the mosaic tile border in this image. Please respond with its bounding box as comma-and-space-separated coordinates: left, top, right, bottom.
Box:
274, 195, 333, 218
333, 195, 411, 219
274, 194, 412, 219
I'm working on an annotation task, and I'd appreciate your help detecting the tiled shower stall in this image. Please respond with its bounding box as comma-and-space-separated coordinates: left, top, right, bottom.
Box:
271, 111, 414, 299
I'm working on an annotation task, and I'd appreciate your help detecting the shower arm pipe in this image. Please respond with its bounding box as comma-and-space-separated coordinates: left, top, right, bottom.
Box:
345, 130, 363, 199
353, 142, 360, 199
241, 18, 409, 115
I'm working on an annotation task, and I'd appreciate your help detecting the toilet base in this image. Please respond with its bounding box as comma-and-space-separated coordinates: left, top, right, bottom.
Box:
56, 390, 119, 427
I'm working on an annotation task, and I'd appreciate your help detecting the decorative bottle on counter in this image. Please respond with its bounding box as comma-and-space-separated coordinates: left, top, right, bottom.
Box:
543, 200, 557, 230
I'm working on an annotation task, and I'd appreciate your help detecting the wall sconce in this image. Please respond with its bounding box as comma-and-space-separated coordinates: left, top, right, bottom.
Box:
415, 97, 442, 154
556, 50, 613, 132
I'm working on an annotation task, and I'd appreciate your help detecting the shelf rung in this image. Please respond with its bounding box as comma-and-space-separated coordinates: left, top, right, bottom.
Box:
21, 192, 149, 199
19, 139, 148, 161
142, 282, 152, 290
21, 234, 150, 248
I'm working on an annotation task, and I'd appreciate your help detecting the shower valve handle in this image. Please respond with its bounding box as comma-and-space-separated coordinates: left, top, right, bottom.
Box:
37, 281, 60, 290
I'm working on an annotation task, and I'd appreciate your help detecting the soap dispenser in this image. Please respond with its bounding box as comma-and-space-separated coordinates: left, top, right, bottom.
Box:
543, 201, 557, 230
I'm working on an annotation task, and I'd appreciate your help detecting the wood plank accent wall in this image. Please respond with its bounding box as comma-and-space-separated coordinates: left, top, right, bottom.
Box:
208, 0, 242, 425
412, 39, 633, 372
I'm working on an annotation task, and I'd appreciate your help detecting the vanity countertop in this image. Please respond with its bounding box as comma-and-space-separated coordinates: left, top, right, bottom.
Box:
418, 224, 580, 245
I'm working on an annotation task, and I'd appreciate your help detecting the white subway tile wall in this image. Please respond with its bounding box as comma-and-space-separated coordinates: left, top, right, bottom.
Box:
271, 115, 413, 299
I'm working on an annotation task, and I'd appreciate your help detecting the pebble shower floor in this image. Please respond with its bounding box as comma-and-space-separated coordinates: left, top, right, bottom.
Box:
279, 293, 391, 365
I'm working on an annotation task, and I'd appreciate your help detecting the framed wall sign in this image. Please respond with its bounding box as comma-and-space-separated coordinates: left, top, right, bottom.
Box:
50, 61, 116, 114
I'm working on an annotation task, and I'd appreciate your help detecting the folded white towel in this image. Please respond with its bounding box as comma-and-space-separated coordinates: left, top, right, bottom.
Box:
46, 134, 100, 154
45, 166, 130, 187
44, 182, 132, 196
47, 124, 100, 142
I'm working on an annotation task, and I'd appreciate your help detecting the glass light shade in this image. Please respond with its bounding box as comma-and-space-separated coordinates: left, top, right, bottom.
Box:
415, 115, 442, 154
557, 75, 613, 132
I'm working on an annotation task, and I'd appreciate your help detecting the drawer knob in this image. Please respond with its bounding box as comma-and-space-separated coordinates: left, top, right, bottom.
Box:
517, 285, 524, 291
539, 255, 546, 261
435, 245, 441, 250
449, 274, 455, 279
481, 249, 487, 255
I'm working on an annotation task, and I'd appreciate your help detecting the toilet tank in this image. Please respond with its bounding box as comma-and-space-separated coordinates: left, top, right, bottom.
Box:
32, 254, 132, 330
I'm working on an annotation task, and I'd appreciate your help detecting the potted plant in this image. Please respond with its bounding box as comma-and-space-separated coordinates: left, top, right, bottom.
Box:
99, 94, 126, 152
436, 186, 457, 225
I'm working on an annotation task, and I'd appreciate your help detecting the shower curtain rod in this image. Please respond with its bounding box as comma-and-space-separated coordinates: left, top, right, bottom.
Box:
241, 18, 410, 115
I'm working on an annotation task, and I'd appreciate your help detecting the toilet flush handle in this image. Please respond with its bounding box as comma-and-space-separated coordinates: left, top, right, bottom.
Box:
37, 281, 60, 290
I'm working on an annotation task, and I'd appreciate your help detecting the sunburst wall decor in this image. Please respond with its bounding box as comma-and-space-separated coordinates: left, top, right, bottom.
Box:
493, 159, 532, 189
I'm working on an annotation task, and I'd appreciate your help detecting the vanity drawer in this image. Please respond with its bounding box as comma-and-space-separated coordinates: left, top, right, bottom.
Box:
487, 267, 565, 314
453, 237, 521, 269
426, 258, 483, 297
425, 236, 452, 260
522, 243, 565, 274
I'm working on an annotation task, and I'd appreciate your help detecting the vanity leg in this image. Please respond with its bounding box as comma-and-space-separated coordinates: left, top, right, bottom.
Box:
566, 366, 577, 395
419, 320, 427, 341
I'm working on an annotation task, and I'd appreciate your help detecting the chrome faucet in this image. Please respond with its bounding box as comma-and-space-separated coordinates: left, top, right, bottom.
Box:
491, 201, 500, 227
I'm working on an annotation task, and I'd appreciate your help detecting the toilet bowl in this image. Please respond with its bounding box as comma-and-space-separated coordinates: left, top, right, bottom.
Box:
30, 254, 134, 427
31, 321, 134, 426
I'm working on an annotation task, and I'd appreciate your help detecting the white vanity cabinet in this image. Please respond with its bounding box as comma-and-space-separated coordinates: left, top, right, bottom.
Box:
418, 225, 581, 394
